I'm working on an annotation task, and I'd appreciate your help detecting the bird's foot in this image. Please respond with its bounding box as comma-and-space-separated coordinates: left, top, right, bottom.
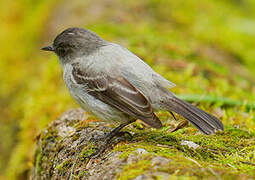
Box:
87, 122, 133, 159
88, 131, 133, 159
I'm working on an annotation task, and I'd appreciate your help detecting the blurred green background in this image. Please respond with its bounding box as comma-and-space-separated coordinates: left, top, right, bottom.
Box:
0, 0, 255, 179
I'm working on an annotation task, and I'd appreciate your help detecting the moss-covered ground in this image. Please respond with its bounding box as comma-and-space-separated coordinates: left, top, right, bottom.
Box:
0, 0, 255, 179
115, 122, 255, 179
32, 111, 255, 179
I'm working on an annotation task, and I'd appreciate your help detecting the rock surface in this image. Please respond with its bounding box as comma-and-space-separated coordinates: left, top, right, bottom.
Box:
31, 109, 255, 180
30, 109, 173, 180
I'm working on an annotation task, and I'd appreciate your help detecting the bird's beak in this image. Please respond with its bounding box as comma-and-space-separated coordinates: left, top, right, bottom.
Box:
41, 45, 54, 52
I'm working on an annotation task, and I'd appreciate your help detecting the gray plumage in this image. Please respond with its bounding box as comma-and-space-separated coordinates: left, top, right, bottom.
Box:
42, 27, 224, 135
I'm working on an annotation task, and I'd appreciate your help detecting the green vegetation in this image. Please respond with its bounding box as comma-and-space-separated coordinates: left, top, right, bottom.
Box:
1, 0, 254, 179
115, 125, 255, 178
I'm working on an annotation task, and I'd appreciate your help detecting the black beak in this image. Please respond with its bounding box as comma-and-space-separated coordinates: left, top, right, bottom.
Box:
41, 45, 54, 52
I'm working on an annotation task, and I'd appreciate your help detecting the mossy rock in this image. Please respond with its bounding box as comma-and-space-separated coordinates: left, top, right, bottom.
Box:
31, 109, 255, 179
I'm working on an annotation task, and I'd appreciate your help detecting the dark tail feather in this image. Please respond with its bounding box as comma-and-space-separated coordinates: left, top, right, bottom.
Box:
166, 96, 224, 135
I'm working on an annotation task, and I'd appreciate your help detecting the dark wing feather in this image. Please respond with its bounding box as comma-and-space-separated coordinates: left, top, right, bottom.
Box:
72, 64, 162, 128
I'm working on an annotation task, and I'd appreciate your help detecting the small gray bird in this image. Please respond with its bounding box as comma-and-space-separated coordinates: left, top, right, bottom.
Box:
42, 27, 224, 139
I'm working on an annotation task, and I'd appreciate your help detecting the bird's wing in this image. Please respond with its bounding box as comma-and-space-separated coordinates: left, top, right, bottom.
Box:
71, 63, 162, 128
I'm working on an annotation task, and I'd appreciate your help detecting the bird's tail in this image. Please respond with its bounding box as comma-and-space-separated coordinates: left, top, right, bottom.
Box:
165, 96, 224, 134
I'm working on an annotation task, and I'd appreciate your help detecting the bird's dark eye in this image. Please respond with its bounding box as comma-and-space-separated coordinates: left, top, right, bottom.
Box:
56, 47, 67, 56
57, 47, 65, 54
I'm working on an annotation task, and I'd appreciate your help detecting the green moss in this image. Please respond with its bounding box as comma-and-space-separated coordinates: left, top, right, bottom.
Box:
225, 127, 254, 139
55, 159, 72, 171
78, 170, 89, 178
31, 125, 63, 178
80, 143, 97, 160
40, 127, 60, 149
34, 148, 43, 176
71, 133, 80, 141
115, 125, 255, 177
117, 157, 152, 180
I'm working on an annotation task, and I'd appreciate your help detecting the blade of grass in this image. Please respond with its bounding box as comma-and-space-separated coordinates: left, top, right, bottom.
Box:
179, 94, 255, 111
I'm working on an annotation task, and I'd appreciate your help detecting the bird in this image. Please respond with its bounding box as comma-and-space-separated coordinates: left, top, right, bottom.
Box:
42, 27, 224, 142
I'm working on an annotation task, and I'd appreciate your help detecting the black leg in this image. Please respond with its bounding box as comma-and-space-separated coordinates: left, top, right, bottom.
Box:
170, 111, 177, 121
104, 121, 132, 142
91, 121, 133, 141
88, 121, 132, 158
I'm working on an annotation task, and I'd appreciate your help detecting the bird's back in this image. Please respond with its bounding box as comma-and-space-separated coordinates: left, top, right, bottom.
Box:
84, 43, 175, 106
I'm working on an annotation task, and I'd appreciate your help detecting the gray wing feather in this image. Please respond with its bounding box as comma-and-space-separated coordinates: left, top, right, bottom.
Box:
72, 63, 162, 128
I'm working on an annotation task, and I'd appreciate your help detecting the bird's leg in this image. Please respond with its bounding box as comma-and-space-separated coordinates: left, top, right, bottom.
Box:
88, 121, 132, 158
170, 111, 177, 121
104, 121, 133, 141
91, 121, 133, 141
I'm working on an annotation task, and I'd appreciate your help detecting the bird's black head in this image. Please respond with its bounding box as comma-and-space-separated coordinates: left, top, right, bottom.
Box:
42, 27, 107, 62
